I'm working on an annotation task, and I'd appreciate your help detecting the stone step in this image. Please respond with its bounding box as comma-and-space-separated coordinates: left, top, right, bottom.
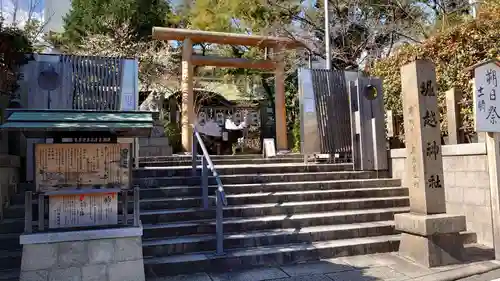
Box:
0, 218, 25, 234
138, 178, 402, 198
141, 207, 410, 239
0, 251, 21, 271
139, 157, 305, 167
142, 220, 397, 256
139, 154, 304, 163
135, 171, 383, 187
140, 196, 409, 224
139, 187, 408, 210
134, 163, 353, 178
0, 269, 19, 281
143, 234, 401, 276
0, 233, 21, 251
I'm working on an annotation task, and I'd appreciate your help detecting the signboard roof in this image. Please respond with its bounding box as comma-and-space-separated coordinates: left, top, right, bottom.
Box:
0, 109, 154, 137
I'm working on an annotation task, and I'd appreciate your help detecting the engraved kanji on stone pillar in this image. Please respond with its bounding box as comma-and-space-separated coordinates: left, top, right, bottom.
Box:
394, 60, 466, 268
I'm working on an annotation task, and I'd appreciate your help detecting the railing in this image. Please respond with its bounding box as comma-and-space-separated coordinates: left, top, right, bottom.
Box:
191, 126, 228, 255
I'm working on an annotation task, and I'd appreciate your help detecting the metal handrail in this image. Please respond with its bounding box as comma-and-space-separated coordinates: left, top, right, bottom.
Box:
191, 125, 227, 255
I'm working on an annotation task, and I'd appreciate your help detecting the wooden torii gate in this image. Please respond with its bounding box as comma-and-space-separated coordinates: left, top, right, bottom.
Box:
152, 27, 303, 152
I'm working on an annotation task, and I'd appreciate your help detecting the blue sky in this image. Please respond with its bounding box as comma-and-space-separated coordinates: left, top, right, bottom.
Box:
1, 0, 45, 25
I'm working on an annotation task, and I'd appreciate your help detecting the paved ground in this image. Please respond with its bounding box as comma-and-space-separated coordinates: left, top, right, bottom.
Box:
149, 245, 500, 281
456, 268, 500, 281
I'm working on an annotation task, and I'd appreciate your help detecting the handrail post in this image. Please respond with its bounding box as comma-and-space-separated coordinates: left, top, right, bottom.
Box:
191, 131, 198, 177
215, 190, 224, 255
201, 157, 209, 210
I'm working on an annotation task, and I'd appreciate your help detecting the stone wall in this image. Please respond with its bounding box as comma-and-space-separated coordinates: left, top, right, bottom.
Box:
139, 137, 172, 157
389, 143, 493, 247
20, 235, 145, 281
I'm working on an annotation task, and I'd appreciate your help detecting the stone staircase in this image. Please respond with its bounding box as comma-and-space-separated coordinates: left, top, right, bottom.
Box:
136, 154, 410, 278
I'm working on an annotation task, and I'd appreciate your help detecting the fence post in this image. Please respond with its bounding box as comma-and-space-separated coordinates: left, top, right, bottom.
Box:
25, 191, 32, 233
133, 187, 140, 227
201, 157, 209, 210
38, 194, 44, 231
446, 88, 463, 144
122, 190, 128, 225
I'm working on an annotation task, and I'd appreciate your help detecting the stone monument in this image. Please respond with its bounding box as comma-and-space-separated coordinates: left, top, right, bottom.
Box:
394, 60, 466, 267
0, 109, 153, 281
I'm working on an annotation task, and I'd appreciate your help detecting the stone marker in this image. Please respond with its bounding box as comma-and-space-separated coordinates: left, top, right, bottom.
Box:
394, 60, 466, 267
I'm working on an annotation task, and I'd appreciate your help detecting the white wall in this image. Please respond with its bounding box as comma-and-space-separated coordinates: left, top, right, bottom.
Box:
43, 0, 72, 33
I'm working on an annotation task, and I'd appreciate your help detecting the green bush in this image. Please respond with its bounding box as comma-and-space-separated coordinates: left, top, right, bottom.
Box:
370, 4, 500, 140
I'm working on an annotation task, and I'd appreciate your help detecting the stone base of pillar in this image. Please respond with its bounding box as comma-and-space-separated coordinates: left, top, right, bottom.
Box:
395, 213, 467, 268
19, 227, 145, 281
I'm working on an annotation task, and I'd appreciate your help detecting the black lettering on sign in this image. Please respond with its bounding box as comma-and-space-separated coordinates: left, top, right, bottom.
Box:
491, 89, 497, 101
487, 105, 500, 124
427, 175, 443, 189
419, 80, 435, 96
426, 141, 440, 160
422, 110, 438, 128
478, 100, 486, 112
486, 69, 498, 87
478, 86, 484, 97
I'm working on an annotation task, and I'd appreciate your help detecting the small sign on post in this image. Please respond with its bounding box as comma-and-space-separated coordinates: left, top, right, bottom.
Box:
263, 138, 276, 158
472, 59, 500, 260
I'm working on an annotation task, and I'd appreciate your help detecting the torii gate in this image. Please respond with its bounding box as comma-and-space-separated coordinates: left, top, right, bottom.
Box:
152, 27, 303, 152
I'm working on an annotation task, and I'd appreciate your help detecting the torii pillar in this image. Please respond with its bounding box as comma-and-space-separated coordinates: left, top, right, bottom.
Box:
181, 38, 195, 152
273, 46, 288, 151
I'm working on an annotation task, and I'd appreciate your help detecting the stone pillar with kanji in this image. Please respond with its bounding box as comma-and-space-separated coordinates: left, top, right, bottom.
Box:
394, 60, 466, 267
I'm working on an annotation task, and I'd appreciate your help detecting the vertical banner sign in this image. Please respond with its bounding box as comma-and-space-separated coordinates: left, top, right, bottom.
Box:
474, 62, 500, 132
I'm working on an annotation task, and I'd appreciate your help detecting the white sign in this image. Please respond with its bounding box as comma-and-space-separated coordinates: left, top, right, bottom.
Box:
474, 61, 500, 132
263, 138, 276, 158
49, 192, 118, 228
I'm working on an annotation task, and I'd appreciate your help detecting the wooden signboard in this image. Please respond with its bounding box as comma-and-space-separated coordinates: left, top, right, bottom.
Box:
48, 192, 118, 229
35, 143, 131, 192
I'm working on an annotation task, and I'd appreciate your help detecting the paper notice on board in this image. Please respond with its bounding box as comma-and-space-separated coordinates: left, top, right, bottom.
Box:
49, 193, 118, 228
304, 99, 315, 113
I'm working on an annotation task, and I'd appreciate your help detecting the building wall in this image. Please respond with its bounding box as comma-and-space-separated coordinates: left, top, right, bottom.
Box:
389, 143, 493, 247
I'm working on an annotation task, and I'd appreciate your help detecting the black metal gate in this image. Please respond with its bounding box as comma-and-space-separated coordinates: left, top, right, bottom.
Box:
310, 69, 352, 159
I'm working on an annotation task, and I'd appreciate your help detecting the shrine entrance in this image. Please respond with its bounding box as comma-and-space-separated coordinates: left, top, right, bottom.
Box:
152, 27, 303, 152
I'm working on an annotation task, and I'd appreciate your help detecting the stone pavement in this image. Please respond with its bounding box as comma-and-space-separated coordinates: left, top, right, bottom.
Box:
149, 245, 500, 281
456, 268, 500, 281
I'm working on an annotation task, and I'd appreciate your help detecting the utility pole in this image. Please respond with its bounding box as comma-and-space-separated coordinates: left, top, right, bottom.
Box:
469, 0, 477, 19
324, 0, 331, 70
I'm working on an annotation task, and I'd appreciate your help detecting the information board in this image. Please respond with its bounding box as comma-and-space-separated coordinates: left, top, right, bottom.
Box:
48, 192, 118, 229
35, 143, 131, 192
474, 61, 500, 132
